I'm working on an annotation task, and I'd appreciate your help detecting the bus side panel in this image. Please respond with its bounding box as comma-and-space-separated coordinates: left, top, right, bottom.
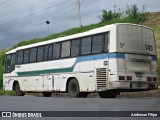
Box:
78, 59, 95, 92
53, 59, 77, 92
80, 72, 95, 92
3, 76, 15, 91
43, 75, 53, 91
26, 63, 43, 91
53, 74, 61, 91
43, 60, 61, 91
108, 27, 117, 53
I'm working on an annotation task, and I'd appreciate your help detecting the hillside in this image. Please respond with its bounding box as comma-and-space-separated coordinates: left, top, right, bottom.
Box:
143, 12, 160, 57
142, 12, 160, 81
0, 12, 160, 88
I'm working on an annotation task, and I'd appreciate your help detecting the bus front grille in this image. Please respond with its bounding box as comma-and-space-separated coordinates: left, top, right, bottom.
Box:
96, 68, 107, 89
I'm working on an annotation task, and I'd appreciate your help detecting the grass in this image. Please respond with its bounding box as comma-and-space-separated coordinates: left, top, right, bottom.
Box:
0, 89, 16, 96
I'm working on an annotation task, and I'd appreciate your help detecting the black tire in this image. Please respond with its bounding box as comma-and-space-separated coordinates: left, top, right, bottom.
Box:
14, 82, 25, 96
42, 92, 52, 97
98, 91, 117, 98
68, 79, 89, 98
68, 78, 80, 97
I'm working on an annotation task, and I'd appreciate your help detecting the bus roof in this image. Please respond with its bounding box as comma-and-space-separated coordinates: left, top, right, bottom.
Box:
6, 23, 152, 54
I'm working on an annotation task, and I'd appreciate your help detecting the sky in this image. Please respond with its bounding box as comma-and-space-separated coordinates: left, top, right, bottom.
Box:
0, 0, 160, 49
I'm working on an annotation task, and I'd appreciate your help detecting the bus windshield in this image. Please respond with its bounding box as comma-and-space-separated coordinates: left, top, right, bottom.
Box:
117, 24, 156, 55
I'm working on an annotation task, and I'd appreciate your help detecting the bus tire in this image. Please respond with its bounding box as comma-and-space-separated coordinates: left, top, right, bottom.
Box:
42, 92, 52, 97
68, 78, 81, 97
98, 91, 117, 98
14, 82, 25, 96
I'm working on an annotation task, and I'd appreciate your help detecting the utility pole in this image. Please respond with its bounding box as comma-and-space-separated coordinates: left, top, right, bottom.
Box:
78, 0, 82, 27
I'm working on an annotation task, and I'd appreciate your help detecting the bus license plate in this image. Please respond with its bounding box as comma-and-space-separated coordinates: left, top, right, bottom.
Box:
135, 72, 143, 78
132, 82, 148, 89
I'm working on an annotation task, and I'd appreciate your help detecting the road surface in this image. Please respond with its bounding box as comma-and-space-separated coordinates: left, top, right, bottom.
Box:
0, 95, 159, 120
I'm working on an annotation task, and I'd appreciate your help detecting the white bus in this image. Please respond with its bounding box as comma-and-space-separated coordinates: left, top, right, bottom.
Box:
3, 23, 158, 98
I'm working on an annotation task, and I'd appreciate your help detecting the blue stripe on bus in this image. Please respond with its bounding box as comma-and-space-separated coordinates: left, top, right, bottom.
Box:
76, 53, 125, 63
108, 53, 125, 58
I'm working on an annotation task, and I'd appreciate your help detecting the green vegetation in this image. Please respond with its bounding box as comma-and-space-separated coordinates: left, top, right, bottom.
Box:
0, 4, 159, 96
0, 89, 16, 96
98, 4, 148, 24
0, 49, 9, 88
98, 9, 122, 22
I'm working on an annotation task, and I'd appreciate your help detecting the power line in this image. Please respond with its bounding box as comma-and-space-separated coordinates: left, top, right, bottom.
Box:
0, 0, 11, 6
42, 1, 77, 19
0, 0, 22, 11
0, 0, 72, 27
0, 1, 77, 32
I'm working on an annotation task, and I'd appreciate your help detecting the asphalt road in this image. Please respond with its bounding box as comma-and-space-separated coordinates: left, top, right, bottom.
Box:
0, 95, 160, 120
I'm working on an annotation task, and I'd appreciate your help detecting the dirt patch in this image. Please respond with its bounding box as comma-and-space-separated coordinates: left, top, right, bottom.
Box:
118, 90, 159, 98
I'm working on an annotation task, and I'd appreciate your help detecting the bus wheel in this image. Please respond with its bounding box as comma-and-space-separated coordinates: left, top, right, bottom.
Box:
42, 92, 52, 97
98, 91, 117, 98
14, 82, 25, 96
68, 78, 80, 97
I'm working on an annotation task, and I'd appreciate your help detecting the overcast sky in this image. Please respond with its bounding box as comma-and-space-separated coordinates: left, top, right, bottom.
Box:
0, 0, 160, 50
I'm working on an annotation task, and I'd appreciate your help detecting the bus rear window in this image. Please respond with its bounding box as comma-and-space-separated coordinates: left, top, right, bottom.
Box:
117, 24, 156, 55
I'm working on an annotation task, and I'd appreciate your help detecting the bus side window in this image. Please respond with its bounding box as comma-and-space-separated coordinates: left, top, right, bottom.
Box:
44, 45, 49, 61
48, 44, 53, 60
37, 46, 44, 62
30, 48, 37, 63
92, 34, 103, 54
17, 50, 24, 64
5, 54, 11, 72
24, 49, 30, 64
104, 33, 109, 52
53, 43, 60, 59
11, 54, 16, 65
71, 39, 80, 57
6, 54, 11, 66
81, 36, 92, 55
5, 54, 16, 73
61, 41, 71, 58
